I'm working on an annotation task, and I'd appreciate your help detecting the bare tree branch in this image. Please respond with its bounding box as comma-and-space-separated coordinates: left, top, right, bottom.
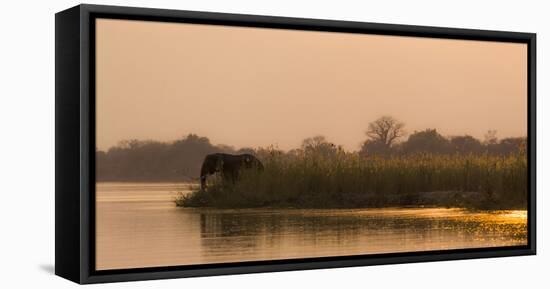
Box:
366, 116, 406, 147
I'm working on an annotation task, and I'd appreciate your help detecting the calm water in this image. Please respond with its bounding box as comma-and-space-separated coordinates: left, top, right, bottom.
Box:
96, 182, 527, 270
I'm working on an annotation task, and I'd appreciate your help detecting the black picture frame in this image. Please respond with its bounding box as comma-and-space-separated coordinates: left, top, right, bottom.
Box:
55, 4, 536, 284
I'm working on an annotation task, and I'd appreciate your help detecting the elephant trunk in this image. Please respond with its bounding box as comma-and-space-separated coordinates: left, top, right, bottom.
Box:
199, 155, 214, 191
200, 163, 208, 191
200, 175, 207, 191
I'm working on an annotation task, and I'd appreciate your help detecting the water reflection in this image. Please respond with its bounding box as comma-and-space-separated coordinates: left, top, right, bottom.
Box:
96, 183, 527, 270
196, 208, 527, 262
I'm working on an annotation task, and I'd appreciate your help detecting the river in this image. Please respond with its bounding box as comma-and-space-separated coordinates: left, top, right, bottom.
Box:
95, 182, 527, 270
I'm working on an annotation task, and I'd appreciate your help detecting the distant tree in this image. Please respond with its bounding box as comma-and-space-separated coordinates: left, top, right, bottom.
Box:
116, 139, 142, 149
484, 130, 498, 145
365, 116, 405, 147
301, 135, 338, 157
493, 137, 526, 155
98, 139, 169, 181
166, 134, 221, 178
402, 129, 450, 154
483, 130, 499, 154
302, 135, 325, 147
96, 134, 236, 181
360, 139, 391, 157
172, 134, 213, 151
450, 135, 483, 154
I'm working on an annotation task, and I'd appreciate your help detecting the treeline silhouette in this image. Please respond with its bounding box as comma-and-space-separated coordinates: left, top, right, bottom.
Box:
360, 128, 525, 157
96, 134, 252, 182
97, 130, 526, 182
358, 116, 525, 157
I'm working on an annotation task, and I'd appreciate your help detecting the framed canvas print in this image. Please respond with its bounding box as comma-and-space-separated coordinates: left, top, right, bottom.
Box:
55, 4, 536, 284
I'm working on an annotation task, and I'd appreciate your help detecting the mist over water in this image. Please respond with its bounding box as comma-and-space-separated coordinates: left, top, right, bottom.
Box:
96, 183, 527, 270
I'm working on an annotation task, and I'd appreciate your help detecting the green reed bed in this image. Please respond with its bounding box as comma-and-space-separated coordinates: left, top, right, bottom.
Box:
177, 151, 527, 209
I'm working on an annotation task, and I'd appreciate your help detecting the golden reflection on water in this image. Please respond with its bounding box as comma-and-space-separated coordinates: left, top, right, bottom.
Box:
96, 183, 528, 270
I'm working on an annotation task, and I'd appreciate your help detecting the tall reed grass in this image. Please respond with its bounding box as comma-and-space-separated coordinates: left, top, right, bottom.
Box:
177, 149, 527, 209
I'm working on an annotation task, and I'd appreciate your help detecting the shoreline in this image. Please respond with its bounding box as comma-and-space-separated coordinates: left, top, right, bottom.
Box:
176, 190, 527, 211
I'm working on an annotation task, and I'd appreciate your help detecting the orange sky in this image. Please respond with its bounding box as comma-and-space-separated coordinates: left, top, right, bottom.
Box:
96, 18, 527, 151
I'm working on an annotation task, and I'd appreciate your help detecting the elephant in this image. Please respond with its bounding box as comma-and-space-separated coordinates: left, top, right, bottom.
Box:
199, 153, 264, 190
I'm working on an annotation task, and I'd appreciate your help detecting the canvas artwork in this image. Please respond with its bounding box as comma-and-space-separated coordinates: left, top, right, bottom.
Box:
94, 18, 528, 270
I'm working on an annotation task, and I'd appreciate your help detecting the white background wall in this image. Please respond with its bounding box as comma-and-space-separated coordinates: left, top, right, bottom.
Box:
0, 0, 547, 287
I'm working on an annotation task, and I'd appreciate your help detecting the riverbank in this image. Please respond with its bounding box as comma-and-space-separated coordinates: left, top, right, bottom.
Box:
176, 189, 524, 210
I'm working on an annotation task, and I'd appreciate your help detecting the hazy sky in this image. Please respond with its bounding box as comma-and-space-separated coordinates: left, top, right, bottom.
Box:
96, 19, 527, 151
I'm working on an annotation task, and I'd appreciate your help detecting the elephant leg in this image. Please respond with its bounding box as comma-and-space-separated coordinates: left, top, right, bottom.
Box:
231, 171, 238, 184
221, 170, 238, 186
